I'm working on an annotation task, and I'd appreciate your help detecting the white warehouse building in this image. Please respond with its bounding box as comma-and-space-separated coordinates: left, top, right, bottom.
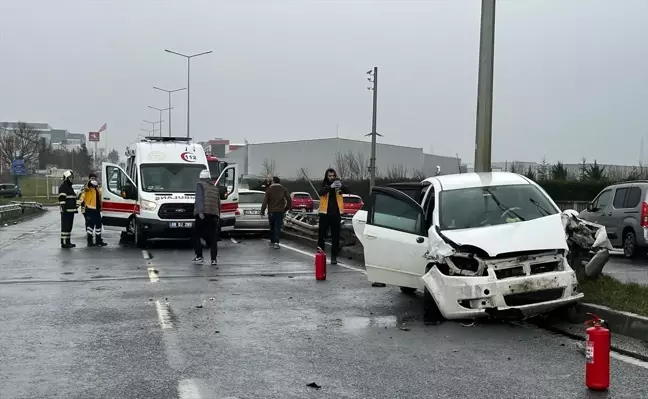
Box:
222, 138, 462, 179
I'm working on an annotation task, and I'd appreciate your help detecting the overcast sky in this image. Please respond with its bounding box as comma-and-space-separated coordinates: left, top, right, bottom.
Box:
1, 0, 646, 165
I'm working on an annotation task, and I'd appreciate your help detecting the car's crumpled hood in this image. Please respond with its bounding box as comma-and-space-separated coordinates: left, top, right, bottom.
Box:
440, 214, 568, 257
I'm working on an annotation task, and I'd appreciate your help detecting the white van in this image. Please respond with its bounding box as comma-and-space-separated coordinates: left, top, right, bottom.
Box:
101, 136, 239, 248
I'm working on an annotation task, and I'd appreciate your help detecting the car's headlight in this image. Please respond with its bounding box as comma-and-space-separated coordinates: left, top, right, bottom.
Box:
141, 199, 157, 211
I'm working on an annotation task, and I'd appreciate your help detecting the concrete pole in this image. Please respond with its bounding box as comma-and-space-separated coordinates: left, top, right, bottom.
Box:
369, 67, 378, 192
187, 57, 191, 138
474, 0, 496, 173
168, 92, 172, 137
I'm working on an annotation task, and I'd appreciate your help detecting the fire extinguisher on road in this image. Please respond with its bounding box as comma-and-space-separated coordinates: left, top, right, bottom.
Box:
315, 248, 327, 281
585, 313, 610, 391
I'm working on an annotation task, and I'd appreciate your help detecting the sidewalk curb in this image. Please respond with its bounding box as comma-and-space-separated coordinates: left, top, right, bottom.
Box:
565, 303, 648, 342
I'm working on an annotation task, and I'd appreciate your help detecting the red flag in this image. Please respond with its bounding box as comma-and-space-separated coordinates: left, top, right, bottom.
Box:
98, 123, 107, 132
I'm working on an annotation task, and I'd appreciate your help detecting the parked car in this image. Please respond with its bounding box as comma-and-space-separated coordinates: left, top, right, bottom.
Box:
72, 184, 85, 199
290, 192, 314, 212
351, 172, 609, 322
0, 183, 21, 198
234, 189, 269, 232
578, 180, 648, 258
342, 194, 364, 215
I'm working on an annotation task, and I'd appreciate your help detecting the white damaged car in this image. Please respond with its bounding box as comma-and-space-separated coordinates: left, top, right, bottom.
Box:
352, 172, 611, 321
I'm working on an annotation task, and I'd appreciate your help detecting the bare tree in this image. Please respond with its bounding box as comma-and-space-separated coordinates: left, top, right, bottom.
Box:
412, 169, 426, 180
354, 152, 369, 180
0, 122, 41, 170
386, 164, 408, 180
334, 152, 350, 179
261, 157, 276, 176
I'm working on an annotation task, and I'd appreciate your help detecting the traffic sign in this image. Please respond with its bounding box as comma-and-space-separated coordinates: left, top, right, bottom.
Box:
10, 159, 26, 175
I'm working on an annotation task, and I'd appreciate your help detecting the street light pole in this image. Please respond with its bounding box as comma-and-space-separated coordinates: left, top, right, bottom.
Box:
153, 86, 186, 136
164, 49, 212, 138
474, 0, 496, 173
366, 67, 381, 193
143, 120, 163, 136
148, 106, 173, 137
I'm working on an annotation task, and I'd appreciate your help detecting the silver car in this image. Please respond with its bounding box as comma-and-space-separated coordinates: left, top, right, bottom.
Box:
579, 181, 648, 258
234, 189, 269, 232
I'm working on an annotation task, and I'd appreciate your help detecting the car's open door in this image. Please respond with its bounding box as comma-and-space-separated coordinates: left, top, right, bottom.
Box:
101, 162, 138, 227
362, 187, 429, 289
215, 163, 239, 214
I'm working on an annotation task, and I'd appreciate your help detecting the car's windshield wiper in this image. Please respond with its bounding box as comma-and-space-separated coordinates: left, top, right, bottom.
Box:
530, 197, 551, 216
485, 189, 526, 221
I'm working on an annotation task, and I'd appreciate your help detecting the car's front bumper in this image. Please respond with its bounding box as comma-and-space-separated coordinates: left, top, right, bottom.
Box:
422, 257, 582, 320
137, 215, 235, 238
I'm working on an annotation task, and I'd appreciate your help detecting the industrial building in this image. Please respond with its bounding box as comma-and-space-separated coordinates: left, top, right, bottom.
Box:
219, 138, 462, 179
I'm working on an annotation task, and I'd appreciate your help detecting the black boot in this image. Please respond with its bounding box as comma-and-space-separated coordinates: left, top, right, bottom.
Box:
331, 255, 338, 265
95, 235, 107, 247
87, 234, 95, 247
61, 238, 75, 249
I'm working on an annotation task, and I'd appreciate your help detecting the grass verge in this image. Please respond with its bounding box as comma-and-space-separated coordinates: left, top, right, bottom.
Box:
581, 275, 648, 317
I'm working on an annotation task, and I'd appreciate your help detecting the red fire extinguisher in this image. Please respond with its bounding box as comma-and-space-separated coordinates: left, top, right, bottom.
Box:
585, 313, 610, 391
315, 248, 327, 281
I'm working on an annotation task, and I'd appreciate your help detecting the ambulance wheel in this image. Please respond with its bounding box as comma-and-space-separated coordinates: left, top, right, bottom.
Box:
400, 286, 417, 295
132, 218, 147, 249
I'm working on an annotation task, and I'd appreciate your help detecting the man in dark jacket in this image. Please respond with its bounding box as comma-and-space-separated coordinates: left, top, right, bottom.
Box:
261, 176, 291, 249
58, 170, 78, 248
192, 169, 228, 265
317, 168, 349, 264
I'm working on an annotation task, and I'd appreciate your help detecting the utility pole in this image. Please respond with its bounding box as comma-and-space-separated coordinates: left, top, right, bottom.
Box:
474, 0, 496, 173
366, 67, 382, 193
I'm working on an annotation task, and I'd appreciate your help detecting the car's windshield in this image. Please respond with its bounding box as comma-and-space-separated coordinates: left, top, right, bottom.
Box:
239, 192, 265, 204
439, 184, 558, 231
140, 164, 205, 192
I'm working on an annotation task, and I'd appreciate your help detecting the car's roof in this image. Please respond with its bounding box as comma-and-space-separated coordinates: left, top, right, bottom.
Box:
292, 191, 310, 195
239, 189, 265, 194
425, 172, 532, 191
343, 194, 361, 198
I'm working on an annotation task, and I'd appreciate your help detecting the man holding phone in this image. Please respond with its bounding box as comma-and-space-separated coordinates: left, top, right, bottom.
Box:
317, 168, 349, 264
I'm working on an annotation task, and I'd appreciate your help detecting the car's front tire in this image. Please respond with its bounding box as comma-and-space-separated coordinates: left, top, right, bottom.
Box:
399, 286, 417, 295
131, 218, 147, 249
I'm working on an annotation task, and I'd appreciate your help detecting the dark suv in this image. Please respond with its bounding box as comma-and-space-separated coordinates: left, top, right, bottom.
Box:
0, 183, 22, 198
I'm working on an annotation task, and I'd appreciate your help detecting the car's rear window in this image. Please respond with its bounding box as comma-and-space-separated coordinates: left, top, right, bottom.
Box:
343, 196, 362, 203
294, 194, 311, 199
439, 184, 558, 231
239, 192, 266, 204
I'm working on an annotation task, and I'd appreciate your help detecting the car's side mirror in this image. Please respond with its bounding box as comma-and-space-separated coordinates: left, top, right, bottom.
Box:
586, 203, 595, 212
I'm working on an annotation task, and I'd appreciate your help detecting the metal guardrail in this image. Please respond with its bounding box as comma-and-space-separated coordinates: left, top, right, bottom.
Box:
283, 211, 357, 246
0, 201, 45, 222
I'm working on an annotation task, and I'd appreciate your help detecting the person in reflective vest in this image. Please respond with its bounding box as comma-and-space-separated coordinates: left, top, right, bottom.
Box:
58, 170, 78, 248
79, 172, 107, 247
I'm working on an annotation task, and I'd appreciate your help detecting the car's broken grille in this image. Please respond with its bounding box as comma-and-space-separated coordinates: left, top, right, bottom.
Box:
530, 261, 561, 275
504, 288, 564, 307
495, 267, 526, 279
158, 203, 194, 219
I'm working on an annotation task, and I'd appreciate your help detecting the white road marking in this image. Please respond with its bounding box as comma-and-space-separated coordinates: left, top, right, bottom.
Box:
177, 379, 202, 399
279, 242, 366, 274
155, 300, 173, 329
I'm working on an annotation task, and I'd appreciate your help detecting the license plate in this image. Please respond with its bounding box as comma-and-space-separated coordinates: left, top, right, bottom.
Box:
244, 210, 261, 215
169, 221, 193, 228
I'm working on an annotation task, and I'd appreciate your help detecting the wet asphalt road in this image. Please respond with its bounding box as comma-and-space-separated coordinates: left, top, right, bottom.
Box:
604, 253, 648, 285
1, 211, 647, 399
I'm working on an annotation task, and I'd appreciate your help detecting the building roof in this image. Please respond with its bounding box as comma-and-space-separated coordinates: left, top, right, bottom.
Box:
0, 121, 52, 130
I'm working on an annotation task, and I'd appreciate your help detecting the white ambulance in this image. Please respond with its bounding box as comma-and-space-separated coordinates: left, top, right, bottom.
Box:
101, 136, 239, 248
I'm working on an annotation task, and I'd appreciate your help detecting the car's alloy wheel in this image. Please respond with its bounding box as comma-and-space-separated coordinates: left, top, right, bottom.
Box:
623, 231, 636, 258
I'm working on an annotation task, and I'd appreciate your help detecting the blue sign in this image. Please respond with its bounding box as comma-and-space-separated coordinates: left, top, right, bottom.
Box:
10, 159, 27, 176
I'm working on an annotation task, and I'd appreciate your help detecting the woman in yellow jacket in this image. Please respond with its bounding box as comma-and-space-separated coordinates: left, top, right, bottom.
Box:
317, 168, 349, 264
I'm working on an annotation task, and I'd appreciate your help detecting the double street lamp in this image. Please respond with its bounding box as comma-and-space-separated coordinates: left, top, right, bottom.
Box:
148, 106, 173, 137
143, 120, 163, 137
153, 86, 186, 136
164, 49, 212, 138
